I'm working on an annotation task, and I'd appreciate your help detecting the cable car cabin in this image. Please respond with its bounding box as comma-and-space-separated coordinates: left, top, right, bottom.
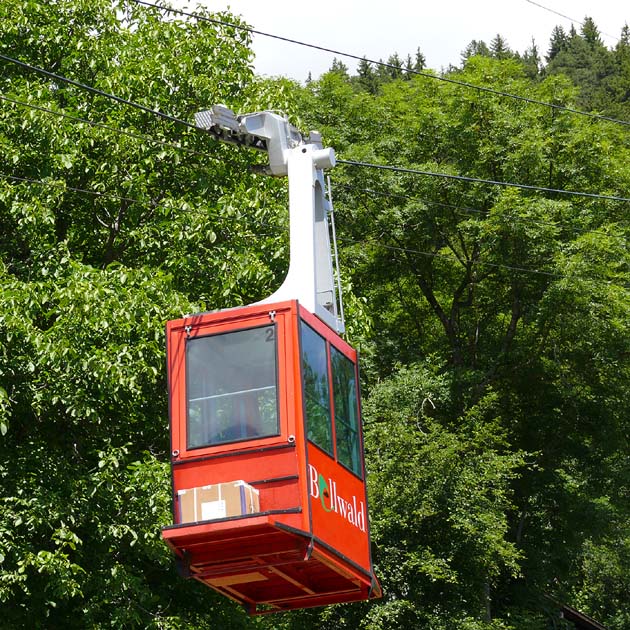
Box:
161, 299, 381, 613
162, 106, 380, 613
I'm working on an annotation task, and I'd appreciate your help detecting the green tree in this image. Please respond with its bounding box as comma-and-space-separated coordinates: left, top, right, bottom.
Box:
329, 57, 350, 78
300, 53, 630, 629
581, 16, 604, 47
3, 3, 630, 628
545, 18, 616, 110
462, 39, 491, 64
0, 0, 287, 626
546, 25, 569, 62
519, 39, 542, 78
362, 367, 525, 630
356, 56, 379, 94
386, 53, 405, 80
490, 34, 512, 60
414, 47, 427, 71
599, 24, 630, 118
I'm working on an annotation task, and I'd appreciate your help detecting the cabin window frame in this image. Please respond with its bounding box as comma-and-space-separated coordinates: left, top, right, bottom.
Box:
330, 345, 362, 477
184, 322, 281, 450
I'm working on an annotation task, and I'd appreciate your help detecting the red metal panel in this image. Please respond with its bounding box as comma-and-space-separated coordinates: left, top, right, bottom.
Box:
172, 449, 300, 508
306, 445, 371, 572
162, 516, 378, 612
298, 304, 374, 576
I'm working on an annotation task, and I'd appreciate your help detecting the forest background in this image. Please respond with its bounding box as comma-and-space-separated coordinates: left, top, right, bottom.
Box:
0, 1, 629, 628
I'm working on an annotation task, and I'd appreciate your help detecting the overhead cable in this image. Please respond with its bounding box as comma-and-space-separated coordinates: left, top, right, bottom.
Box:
340, 184, 630, 245
2, 173, 154, 206
2, 173, 622, 285
524, 0, 619, 43
0, 175, 595, 284
0, 173, 283, 236
0, 94, 211, 159
337, 159, 630, 203
0, 53, 199, 131
352, 237, 561, 278
2, 50, 628, 206
350, 237, 630, 290
128, 0, 630, 128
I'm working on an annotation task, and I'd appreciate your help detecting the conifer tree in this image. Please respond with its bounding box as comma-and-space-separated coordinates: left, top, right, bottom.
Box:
386, 52, 404, 79
356, 56, 378, 94
414, 47, 426, 71
581, 16, 603, 47
490, 34, 512, 59
461, 39, 491, 64
521, 38, 542, 78
329, 57, 349, 78
546, 25, 568, 62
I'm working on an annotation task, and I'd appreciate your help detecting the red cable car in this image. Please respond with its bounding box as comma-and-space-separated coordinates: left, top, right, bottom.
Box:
161, 108, 381, 614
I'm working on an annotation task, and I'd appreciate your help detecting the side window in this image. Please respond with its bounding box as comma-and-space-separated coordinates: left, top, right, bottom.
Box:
301, 323, 333, 454
331, 347, 362, 476
186, 325, 279, 449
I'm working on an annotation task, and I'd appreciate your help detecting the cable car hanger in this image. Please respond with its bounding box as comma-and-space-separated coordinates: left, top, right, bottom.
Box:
195, 105, 345, 334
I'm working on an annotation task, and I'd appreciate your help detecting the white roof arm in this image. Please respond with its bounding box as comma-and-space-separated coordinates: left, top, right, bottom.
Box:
195, 106, 344, 333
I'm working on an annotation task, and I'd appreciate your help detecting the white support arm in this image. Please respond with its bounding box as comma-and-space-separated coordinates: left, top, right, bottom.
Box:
195, 106, 344, 333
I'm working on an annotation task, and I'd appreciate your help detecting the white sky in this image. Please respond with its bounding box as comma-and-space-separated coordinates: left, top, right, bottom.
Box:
172, 0, 629, 81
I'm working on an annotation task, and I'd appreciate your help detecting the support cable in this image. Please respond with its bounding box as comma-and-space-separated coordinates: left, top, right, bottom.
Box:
0, 94, 212, 159
0, 172, 283, 237
348, 236, 630, 290
128, 0, 630, 128
338, 184, 630, 244
1, 172, 624, 286
524, 0, 619, 43
2, 173, 145, 205
337, 159, 630, 203
2, 53, 629, 204
0, 53, 200, 132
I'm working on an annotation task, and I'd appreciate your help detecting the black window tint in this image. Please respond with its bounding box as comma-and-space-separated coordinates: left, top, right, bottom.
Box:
331, 347, 362, 476
186, 325, 279, 448
301, 323, 332, 454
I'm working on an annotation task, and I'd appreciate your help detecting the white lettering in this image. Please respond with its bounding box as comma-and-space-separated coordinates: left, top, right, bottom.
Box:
309, 464, 319, 499
348, 497, 356, 525
336, 495, 347, 517
308, 464, 366, 532
356, 501, 366, 532
328, 478, 334, 511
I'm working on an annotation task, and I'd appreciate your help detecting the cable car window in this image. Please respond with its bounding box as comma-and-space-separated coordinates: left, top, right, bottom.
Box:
331, 346, 362, 477
186, 325, 279, 448
301, 323, 333, 455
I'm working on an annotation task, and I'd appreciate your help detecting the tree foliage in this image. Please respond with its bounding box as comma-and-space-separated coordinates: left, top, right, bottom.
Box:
1, 3, 629, 629
300, 52, 630, 629
0, 1, 288, 626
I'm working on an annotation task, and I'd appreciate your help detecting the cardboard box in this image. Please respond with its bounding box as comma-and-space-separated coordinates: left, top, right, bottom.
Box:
177, 480, 260, 524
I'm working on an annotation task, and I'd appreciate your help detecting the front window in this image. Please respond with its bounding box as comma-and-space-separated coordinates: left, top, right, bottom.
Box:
186, 325, 279, 449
